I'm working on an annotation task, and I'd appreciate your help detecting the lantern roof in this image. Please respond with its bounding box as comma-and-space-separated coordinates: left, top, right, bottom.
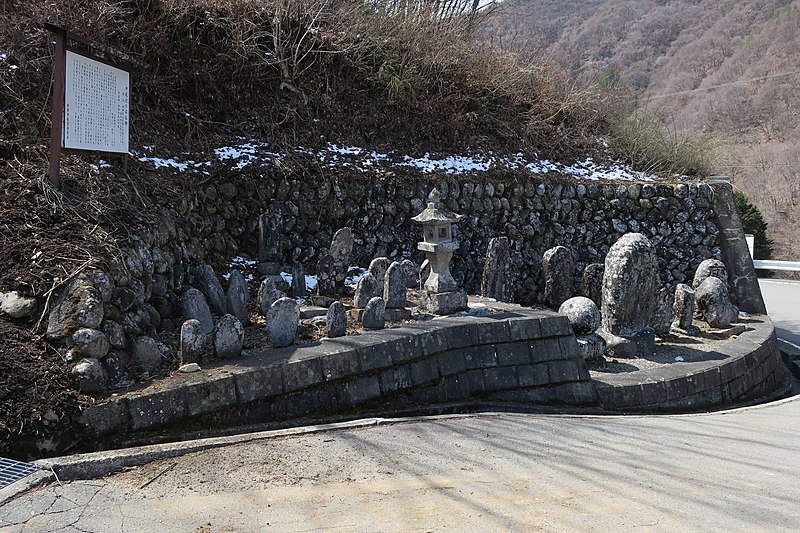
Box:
411, 188, 463, 224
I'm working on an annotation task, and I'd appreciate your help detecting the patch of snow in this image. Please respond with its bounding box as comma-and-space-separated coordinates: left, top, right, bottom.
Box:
345, 266, 366, 288
133, 138, 674, 182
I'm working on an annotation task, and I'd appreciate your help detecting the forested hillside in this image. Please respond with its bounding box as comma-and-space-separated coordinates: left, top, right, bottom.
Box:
487, 0, 800, 259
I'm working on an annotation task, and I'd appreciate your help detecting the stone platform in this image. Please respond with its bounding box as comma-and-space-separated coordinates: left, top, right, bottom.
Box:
75, 301, 789, 447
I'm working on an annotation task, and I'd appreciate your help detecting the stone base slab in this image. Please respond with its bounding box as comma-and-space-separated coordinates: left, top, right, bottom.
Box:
420, 290, 467, 315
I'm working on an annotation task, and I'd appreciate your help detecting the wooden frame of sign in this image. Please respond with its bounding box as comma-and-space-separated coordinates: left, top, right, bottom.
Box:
46, 24, 131, 189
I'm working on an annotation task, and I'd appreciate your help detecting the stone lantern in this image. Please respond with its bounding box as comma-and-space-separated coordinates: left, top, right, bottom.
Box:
411, 188, 468, 314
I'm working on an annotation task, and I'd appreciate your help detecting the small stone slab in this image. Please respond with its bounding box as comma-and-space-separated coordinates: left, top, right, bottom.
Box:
291, 263, 307, 297
420, 290, 467, 315
131, 335, 162, 373
267, 297, 300, 348
300, 306, 328, 319
179, 363, 201, 373
384, 307, 412, 322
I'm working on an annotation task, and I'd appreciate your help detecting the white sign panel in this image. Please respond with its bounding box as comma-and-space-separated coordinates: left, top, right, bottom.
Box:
63, 50, 129, 153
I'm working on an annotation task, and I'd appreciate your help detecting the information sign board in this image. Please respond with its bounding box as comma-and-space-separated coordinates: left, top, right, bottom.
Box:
63, 50, 130, 154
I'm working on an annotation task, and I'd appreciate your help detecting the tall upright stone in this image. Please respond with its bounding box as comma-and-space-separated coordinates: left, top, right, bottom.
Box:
384, 261, 407, 308
200, 265, 227, 315
226, 270, 249, 325
180, 319, 205, 364
329, 227, 354, 287
601, 233, 659, 357
481, 237, 513, 302
652, 287, 675, 337
291, 263, 306, 298
582, 263, 605, 308
316, 254, 336, 295
258, 210, 283, 275
543, 246, 575, 309
354, 272, 380, 308
671, 283, 698, 334
400, 259, 420, 289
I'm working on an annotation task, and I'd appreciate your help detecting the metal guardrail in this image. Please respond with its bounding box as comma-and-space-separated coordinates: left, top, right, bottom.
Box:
753, 260, 800, 271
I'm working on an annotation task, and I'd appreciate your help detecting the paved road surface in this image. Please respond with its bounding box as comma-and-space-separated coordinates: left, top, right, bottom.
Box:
759, 278, 800, 356
2, 399, 800, 532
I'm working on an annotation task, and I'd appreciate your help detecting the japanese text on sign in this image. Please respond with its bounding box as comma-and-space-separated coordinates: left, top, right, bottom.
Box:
63, 50, 129, 153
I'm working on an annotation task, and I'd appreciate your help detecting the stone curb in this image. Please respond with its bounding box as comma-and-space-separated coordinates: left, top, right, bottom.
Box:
593, 316, 787, 411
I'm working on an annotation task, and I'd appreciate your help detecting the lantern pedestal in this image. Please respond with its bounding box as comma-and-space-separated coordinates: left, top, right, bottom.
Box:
419, 290, 468, 316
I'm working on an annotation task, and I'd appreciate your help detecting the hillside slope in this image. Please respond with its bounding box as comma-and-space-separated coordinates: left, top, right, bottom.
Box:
487, 0, 800, 259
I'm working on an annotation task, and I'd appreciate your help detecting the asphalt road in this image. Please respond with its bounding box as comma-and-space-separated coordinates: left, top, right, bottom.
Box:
759, 278, 800, 356
2, 398, 800, 533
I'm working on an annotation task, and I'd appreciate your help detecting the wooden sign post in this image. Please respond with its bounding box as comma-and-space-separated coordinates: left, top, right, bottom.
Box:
46, 24, 131, 189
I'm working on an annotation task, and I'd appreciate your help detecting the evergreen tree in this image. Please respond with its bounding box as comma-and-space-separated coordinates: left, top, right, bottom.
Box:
734, 191, 773, 260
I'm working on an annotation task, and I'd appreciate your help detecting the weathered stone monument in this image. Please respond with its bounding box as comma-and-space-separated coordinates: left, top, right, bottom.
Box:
267, 297, 300, 348
315, 254, 336, 297
354, 272, 380, 308
362, 296, 386, 330
481, 236, 513, 302
258, 209, 283, 275
368, 257, 391, 286
543, 246, 575, 309
599, 233, 659, 357
180, 319, 205, 364
225, 270, 249, 325
214, 314, 244, 359
559, 296, 605, 361
692, 258, 729, 290
412, 188, 467, 315
671, 283, 699, 335
258, 278, 286, 316
326, 300, 347, 338
384, 261, 407, 308
696, 277, 738, 329
291, 263, 306, 298
330, 227, 354, 289
652, 287, 675, 337
582, 263, 604, 308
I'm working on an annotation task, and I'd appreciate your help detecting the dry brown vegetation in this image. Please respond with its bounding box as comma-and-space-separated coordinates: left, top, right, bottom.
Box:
487, 0, 800, 260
